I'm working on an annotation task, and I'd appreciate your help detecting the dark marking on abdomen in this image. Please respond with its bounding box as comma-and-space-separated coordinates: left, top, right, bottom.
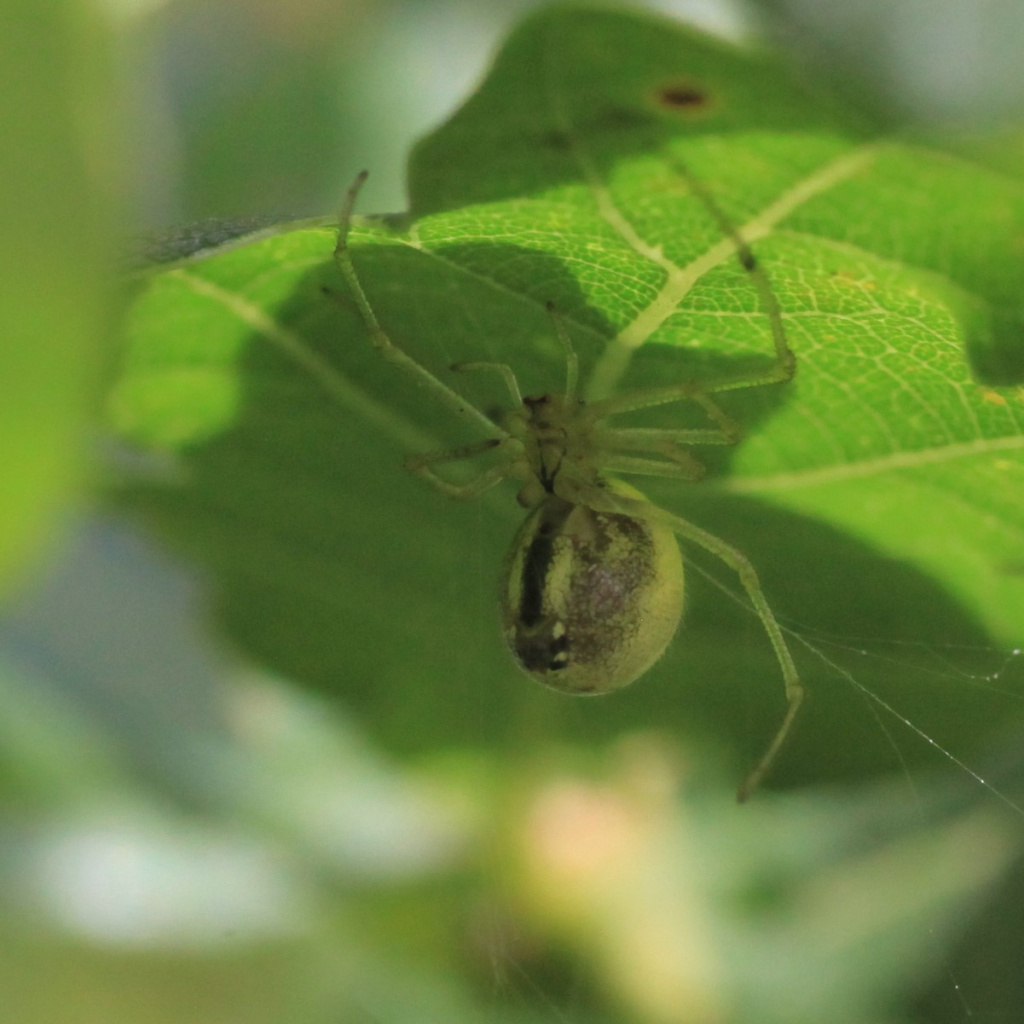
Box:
518, 498, 573, 627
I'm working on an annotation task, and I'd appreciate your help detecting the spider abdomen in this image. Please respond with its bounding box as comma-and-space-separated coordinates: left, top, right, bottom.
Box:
500, 487, 685, 695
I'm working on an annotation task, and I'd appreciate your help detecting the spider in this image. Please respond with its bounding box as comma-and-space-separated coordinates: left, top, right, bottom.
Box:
333, 170, 802, 801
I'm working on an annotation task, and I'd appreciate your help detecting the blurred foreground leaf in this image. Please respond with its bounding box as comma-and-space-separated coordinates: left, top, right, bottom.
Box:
0, 1, 115, 594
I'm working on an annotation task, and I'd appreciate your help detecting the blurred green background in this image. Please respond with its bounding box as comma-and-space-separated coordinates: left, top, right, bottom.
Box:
3, 1, 1024, 1022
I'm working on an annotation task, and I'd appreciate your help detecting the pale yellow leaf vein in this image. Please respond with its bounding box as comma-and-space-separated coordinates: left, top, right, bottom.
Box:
170, 268, 435, 453
724, 433, 1024, 494
586, 146, 882, 398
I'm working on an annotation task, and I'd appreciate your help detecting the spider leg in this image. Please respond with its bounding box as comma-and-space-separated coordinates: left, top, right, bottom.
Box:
405, 437, 521, 499
544, 301, 580, 399
670, 153, 797, 385
600, 454, 706, 480
587, 376, 744, 432
578, 485, 804, 801
587, 382, 743, 450
598, 425, 736, 449
593, 428, 711, 478
586, 155, 796, 421
450, 360, 523, 407
333, 171, 502, 441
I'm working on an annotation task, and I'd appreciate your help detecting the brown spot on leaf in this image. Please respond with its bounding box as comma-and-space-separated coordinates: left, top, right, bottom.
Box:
655, 82, 710, 111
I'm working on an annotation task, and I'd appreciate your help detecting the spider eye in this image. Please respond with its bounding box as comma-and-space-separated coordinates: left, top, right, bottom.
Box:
500, 489, 684, 695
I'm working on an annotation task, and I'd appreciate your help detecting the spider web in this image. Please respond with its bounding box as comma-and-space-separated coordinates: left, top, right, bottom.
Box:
465, 599, 1024, 1024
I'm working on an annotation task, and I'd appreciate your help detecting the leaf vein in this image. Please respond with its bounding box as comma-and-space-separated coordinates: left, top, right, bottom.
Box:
170, 268, 436, 454
726, 434, 1024, 492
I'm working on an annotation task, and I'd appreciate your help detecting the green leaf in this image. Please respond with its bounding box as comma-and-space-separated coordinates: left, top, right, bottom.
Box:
0, 1, 115, 594
108, 7, 1024, 788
